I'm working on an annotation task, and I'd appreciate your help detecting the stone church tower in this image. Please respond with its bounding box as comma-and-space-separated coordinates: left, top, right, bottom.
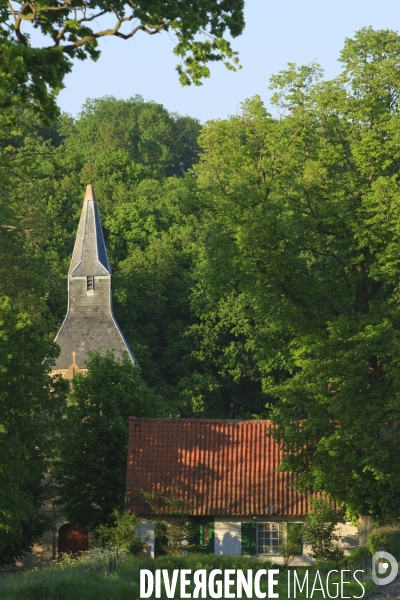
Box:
52, 184, 134, 378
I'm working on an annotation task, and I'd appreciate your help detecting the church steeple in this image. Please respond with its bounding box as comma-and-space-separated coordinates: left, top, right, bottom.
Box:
52, 185, 135, 378
69, 184, 110, 276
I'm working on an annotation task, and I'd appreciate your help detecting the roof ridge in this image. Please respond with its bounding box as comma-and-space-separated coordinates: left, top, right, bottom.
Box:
128, 416, 273, 424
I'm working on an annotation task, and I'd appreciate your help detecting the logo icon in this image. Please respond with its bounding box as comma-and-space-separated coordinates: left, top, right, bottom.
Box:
372, 551, 398, 586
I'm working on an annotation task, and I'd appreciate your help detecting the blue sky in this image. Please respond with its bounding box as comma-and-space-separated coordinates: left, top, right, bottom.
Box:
57, 0, 400, 122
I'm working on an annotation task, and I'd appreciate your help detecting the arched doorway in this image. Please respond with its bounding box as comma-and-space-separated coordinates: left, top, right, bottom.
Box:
58, 524, 89, 555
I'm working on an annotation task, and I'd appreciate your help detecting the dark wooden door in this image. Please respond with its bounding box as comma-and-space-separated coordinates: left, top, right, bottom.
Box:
58, 524, 89, 555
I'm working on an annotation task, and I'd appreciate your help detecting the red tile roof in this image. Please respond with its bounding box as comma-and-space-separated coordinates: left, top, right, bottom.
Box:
126, 418, 311, 516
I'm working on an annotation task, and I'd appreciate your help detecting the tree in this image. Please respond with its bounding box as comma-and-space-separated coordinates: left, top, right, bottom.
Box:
56, 95, 201, 202
53, 351, 166, 529
0, 112, 70, 566
96, 509, 143, 556
1, 0, 244, 122
303, 499, 343, 564
191, 28, 400, 520
0, 296, 66, 565
0, 117, 69, 321
280, 524, 303, 568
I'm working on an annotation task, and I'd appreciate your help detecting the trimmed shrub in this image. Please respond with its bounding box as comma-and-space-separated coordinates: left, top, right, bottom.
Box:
368, 525, 400, 560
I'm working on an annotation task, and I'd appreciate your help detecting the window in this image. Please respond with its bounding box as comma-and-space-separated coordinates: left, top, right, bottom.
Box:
257, 522, 285, 555
87, 276, 94, 291
192, 517, 210, 546
189, 516, 214, 553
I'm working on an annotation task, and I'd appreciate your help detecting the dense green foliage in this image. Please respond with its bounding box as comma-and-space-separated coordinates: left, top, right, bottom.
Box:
192, 27, 400, 520
0, 298, 66, 564
0, 0, 244, 122
53, 351, 165, 529
368, 524, 400, 559
346, 545, 372, 568
96, 509, 143, 555
0, 109, 70, 564
281, 523, 303, 567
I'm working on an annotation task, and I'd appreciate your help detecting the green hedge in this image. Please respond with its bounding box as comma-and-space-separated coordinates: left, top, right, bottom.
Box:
368, 525, 400, 560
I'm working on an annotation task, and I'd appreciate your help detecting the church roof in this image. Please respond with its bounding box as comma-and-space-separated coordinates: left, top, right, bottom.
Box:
69, 184, 111, 276
126, 418, 311, 516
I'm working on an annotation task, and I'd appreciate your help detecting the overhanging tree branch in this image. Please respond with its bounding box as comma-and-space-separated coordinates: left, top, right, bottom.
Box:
2, 0, 244, 122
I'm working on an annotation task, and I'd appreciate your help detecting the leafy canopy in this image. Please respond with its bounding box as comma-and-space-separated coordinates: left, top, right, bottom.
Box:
192, 27, 400, 519
0, 297, 66, 565
1, 0, 244, 122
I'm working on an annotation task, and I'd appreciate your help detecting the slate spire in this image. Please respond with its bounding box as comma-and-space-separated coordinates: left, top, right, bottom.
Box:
69, 184, 111, 276
52, 185, 135, 377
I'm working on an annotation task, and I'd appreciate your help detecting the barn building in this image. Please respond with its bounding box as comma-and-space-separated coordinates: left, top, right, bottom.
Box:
126, 417, 359, 563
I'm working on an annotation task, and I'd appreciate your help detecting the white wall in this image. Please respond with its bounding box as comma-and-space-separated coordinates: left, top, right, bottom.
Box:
336, 521, 359, 553
214, 520, 242, 555
137, 519, 156, 558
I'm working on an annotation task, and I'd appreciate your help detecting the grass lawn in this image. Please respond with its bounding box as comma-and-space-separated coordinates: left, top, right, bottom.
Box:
0, 553, 375, 599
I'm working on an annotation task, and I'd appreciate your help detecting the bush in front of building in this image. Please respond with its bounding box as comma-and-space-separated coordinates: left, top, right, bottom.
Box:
280, 523, 304, 568
345, 545, 372, 568
96, 509, 143, 556
368, 524, 400, 560
303, 498, 344, 565
141, 489, 196, 556
148, 552, 271, 573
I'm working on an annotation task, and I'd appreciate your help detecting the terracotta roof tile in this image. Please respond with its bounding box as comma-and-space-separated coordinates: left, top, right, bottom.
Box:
126, 418, 310, 516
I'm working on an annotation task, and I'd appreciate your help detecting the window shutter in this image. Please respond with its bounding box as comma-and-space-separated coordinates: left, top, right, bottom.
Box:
286, 523, 303, 555
241, 522, 257, 555
189, 517, 214, 553
208, 519, 214, 553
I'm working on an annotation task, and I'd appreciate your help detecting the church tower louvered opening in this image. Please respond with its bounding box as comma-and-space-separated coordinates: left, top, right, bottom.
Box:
52, 184, 135, 378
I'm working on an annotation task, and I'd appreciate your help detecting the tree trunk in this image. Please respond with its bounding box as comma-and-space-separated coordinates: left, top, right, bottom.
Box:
358, 515, 374, 546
